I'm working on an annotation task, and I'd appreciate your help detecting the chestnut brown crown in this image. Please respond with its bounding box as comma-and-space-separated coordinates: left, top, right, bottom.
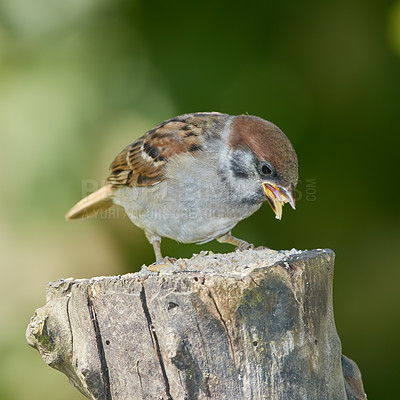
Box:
229, 115, 298, 190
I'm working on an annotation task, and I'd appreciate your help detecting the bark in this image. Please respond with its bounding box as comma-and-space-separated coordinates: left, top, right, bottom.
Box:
26, 248, 366, 400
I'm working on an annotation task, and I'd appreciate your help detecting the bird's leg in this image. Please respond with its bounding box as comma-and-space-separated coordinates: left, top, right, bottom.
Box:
217, 231, 255, 251
145, 231, 176, 264
152, 241, 164, 264
145, 231, 163, 264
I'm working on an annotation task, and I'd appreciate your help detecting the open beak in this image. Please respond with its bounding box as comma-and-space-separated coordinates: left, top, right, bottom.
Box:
262, 183, 296, 220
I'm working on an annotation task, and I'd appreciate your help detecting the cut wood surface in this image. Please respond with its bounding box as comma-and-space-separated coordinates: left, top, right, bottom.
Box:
26, 248, 366, 400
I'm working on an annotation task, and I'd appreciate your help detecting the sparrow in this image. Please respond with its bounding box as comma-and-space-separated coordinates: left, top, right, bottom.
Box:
66, 112, 298, 263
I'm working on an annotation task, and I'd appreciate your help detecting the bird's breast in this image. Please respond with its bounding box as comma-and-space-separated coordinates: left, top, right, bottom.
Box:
112, 174, 262, 243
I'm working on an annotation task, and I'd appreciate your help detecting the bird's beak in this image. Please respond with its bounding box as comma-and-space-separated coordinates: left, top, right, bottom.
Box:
262, 183, 296, 220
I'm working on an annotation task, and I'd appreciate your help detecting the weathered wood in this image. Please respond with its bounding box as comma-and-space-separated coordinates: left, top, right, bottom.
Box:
26, 248, 366, 400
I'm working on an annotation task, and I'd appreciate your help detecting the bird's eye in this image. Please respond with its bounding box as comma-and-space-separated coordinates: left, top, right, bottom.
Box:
260, 162, 273, 176
261, 164, 272, 175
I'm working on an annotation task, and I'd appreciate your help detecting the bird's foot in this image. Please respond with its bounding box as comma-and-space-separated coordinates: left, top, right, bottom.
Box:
235, 244, 271, 252
254, 245, 270, 250
217, 232, 264, 252
153, 255, 176, 265
162, 256, 176, 264
148, 256, 176, 272
235, 241, 255, 251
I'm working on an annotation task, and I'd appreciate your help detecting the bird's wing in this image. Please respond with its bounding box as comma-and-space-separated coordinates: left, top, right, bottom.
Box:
66, 113, 227, 220
106, 113, 220, 187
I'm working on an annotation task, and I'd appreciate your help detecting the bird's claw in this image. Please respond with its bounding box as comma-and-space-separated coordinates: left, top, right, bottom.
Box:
235, 242, 255, 251
235, 243, 270, 252
154, 256, 176, 265
162, 256, 176, 264
148, 256, 176, 272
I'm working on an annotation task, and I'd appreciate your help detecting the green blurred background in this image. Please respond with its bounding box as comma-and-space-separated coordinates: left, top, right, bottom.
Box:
0, 0, 399, 398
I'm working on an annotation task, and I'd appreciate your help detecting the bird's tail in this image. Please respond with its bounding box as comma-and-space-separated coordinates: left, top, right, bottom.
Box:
66, 184, 114, 220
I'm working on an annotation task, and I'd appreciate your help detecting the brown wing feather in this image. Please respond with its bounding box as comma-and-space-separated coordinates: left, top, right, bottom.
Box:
66, 112, 228, 220
106, 113, 226, 187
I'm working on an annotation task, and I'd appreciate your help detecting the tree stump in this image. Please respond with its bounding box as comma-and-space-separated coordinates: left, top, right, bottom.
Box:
26, 248, 366, 400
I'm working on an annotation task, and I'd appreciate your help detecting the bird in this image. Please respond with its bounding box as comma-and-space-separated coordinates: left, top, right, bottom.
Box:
66, 112, 298, 263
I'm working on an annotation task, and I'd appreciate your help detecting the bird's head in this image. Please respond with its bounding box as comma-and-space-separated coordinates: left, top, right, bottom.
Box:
227, 115, 298, 219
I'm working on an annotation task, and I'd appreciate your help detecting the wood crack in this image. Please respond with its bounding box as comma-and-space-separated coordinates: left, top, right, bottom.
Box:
66, 295, 74, 358
87, 287, 112, 400
195, 321, 212, 399
136, 360, 144, 393
140, 284, 173, 400
250, 276, 260, 288
208, 290, 236, 368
